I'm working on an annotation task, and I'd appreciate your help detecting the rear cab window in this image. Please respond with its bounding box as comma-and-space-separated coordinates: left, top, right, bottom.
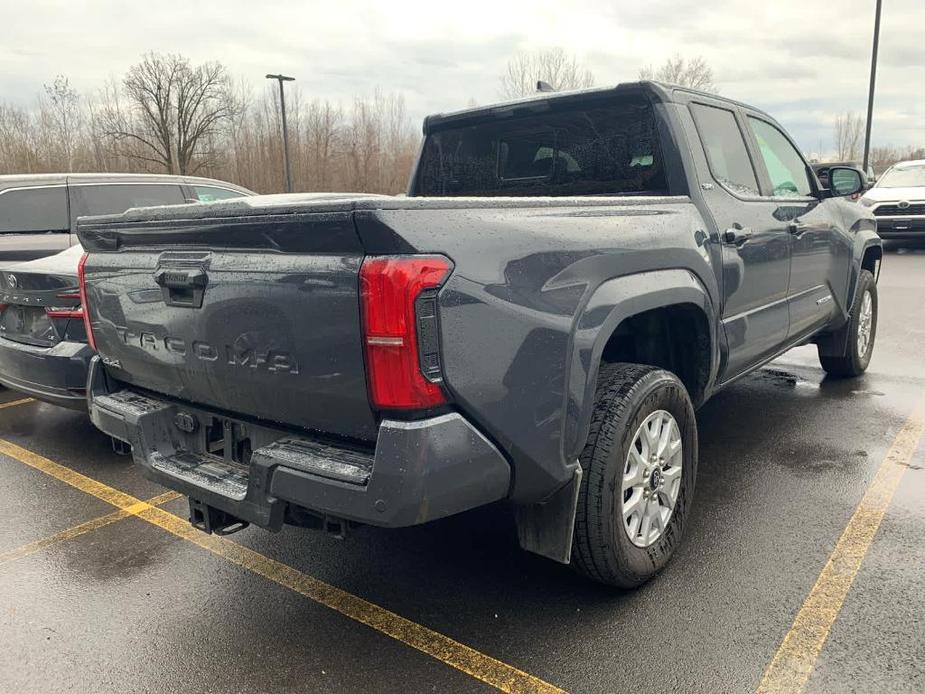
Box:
0, 186, 69, 233
414, 93, 668, 197
689, 103, 760, 197
69, 183, 186, 223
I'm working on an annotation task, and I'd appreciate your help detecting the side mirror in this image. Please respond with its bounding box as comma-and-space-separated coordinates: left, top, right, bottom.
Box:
829, 166, 864, 197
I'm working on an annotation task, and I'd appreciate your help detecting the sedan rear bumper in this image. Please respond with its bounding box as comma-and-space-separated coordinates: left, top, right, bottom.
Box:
0, 337, 93, 409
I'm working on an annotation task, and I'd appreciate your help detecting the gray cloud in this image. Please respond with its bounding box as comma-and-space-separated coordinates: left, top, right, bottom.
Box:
1, 0, 923, 154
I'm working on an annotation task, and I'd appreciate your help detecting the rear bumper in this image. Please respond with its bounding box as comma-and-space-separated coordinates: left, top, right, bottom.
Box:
86, 357, 511, 530
875, 217, 925, 238
0, 338, 93, 409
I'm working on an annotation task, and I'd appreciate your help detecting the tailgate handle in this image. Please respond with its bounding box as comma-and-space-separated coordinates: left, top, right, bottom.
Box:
154, 267, 208, 308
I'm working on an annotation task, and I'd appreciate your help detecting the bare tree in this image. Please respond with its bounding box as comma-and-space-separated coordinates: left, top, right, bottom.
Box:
0, 104, 40, 173
99, 52, 236, 174
499, 48, 595, 98
639, 55, 717, 92
305, 100, 343, 190
834, 112, 865, 161
41, 76, 83, 170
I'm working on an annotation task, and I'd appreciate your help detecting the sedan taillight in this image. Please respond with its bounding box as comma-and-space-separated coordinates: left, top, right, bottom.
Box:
77, 252, 96, 350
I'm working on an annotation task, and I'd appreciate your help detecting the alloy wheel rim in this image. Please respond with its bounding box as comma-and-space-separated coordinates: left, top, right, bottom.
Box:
621, 409, 683, 548
857, 290, 873, 356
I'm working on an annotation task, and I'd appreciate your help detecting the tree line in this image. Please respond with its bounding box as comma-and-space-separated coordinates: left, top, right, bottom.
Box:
832, 111, 924, 173
0, 54, 420, 195
1, 50, 919, 194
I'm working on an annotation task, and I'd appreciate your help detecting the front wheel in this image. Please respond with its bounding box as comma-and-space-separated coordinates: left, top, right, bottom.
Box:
818, 270, 878, 377
571, 363, 698, 589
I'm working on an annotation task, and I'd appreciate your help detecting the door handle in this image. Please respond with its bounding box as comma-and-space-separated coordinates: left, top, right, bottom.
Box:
153, 266, 209, 308
723, 223, 753, 245
788, 220, 807, 236
154, 267, 208, 290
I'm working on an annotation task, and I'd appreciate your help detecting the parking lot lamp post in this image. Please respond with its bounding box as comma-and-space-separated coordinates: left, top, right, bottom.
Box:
862, 0, 882, 173
266, 73, 296, 193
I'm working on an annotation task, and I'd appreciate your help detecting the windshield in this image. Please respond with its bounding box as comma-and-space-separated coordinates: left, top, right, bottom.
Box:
414, 94, 668, 197
876, 165, 925, 188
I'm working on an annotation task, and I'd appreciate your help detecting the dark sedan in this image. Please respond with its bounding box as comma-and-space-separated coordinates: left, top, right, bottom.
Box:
0, 246, 91, 408
0, 176, 254, 407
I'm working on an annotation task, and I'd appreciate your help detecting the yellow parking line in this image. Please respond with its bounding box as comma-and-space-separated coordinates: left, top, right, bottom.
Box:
0, 490, 181, 565
0, 438, 564, 694
0, 397, 35, 410
758, 394, 925, 694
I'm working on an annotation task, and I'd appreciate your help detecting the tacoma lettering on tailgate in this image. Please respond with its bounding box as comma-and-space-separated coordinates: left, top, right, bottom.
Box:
114, 327, 299, 374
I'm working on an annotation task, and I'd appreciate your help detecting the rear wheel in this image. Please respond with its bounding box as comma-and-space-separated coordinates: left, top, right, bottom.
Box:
571, 363, 698, 589
818, 270, 877, 377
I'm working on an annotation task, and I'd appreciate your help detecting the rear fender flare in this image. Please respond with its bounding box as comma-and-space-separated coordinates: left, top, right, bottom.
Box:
563, 269, 716, 461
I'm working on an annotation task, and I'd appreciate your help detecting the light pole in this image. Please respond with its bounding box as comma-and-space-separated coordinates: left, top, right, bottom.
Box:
862, 0, 882, 173
266, 73, 295, 193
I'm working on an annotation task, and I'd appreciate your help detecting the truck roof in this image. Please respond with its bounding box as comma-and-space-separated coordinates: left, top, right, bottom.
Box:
423, 80, 776, 133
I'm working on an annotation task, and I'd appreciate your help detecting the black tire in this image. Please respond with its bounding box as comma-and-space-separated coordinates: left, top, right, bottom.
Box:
571, 363, 698, 589
818, 270, 878, 377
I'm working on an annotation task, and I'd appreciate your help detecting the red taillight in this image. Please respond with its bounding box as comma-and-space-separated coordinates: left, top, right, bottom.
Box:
360, 255, 452, 410
45, 308, 83, 320
46, 292, 84, 319
77, 252, 96, 350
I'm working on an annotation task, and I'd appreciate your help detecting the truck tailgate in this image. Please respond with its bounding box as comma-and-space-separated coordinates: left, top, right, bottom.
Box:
80, 210, 378, 441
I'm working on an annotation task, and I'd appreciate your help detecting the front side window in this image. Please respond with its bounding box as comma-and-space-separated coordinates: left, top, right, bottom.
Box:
747, 118, 813, 197
0, 186, 69, 233
194, 185, 246, 202
69, 183, 186, 221
690, 104, 759, 196
415, 94, 668, 197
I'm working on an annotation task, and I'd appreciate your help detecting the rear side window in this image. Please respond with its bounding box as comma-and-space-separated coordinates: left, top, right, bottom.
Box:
747, 118, 813, 197
193, 185, 246, 202
0, 186, 69, 233
415, 95, 668, 197
69, 183, 186, 221
690, 104, 759, 196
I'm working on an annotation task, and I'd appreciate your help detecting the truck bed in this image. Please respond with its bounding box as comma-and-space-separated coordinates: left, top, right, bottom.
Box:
78, 192, 706, 501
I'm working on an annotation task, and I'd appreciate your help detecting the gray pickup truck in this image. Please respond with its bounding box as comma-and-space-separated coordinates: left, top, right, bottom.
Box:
77, 82, 881, 588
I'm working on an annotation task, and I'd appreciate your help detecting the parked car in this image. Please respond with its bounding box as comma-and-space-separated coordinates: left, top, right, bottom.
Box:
812, 161, 875, 190
0, 173, 253, 263
858, 159, 925, 239
0, 175, 254, 408
77, 82, 880, 588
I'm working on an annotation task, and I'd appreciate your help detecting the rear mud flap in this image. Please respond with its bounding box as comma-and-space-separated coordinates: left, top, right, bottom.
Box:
513, 465, 582, 564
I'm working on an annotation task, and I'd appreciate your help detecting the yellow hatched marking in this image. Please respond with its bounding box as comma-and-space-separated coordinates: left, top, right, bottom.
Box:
0, 438, 564, 694
0, 491, 181, 565
0, 397, 35, 410
758, 395, 925, 693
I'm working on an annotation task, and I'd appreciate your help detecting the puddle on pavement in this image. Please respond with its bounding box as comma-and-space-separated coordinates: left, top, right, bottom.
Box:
757, 369, 799, 387
776, 443, 869, 475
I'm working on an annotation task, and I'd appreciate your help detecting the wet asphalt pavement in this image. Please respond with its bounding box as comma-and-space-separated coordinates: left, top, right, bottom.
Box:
1, 244, 924, 694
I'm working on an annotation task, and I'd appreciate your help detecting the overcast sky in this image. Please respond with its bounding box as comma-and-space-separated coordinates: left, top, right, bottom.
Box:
4, 0, 923, 156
